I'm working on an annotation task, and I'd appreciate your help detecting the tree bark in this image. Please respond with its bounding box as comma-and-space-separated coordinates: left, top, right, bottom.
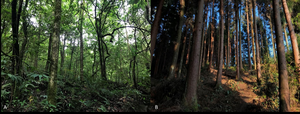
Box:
184, 0, 204, 111
274, 0, 291, 112
79, 0, 85, 81
282, 0, 300, 82
227, 0, 230, 70
60, 34, 66, 75
48, 0, 61, 106
283, 23, 289, 53
168, 0, 185, 80
246, 0, 252, 71
208, 0, 215, 72
216, 0, 224, 87
151, 0, 164, 63
252, 0, 261, 84
249, 1, 256, 69
235, 0, 240, 80
239, 6, 242, 71
178, 21, 190, 78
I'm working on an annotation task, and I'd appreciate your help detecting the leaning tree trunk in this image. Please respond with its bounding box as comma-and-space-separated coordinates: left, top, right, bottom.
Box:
151, 0, 164, 63
47, 0, 61, 106
252, 0, 261, 84
168, 0, 185, 80
283, 23, 289, 53
216, 0, 224, 87
282, 0, 300, 82
184, 0, 204, 111
274, 0, 291, 112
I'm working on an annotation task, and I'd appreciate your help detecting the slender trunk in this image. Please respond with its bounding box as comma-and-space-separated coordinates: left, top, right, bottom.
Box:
283, 23, 289, 53
249, 1, 256, 69
132, 29, 137, 89
184, 0, 204, 111
274, 0, 291, 111
20, 0, 29, 76
208, 0, 215, 72
48, 0, 61, 105
60, 34, 66, 75
235, 0, 240, 80
239, 6, 242, 71
246, 0, 252, 71
151, 0, 164, 63
168, 0, 185, 80
68, 38, 74, 72
227, 0, 230, 70
216, 0, 224, 86
178, 22, 189, 78
252, 0, 261, 84
282, 0, 300, 82
79, 0, 85, 81
199, 5, 209, 81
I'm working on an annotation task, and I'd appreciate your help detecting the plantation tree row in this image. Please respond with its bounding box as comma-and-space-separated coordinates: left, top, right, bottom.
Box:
151, 0, 300, 112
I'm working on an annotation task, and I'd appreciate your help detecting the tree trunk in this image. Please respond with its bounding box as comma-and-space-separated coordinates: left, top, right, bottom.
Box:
239, 6, 242, 71
168, 0, 185, 80
60, 34, 66, 75
68, 38, 74, 72
199, 4, 209, 81
20, 0, 29, 76
132, 29, 138, 89
216, 0, 224, 87
283, 23, 289, 53
178, 21, 189, 78
208, 0, 215, 72
227, 0, 230, 70
282, 0, 300, 82
184, 0, 204, 111
235, 0, 240, 80
11, 0, 23, 99
48, 0, 61, 106
151, 0, 164, 63
45, 31, 53, 72
79, 0, 85, 81
274, 0, 291, 111
249, 1, 256, 69
246, 0, 252, 71
252, 0, 261, 84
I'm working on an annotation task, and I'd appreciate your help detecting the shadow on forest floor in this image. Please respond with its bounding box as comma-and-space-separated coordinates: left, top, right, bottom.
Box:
149, 67, 280, 112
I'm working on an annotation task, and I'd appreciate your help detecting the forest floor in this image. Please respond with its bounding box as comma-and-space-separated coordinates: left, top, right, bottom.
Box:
149, 68, 300, 112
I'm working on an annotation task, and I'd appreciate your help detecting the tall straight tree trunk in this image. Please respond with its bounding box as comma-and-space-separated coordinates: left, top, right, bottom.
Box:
202, 26, 208, 67
34, 14, 41, 68
186, 32, 193, 65
79, 0, 85, 81
227, 0, 230, 70
20, 0, 29, 76
252, 0, 261, 84
235, 0, 240, 80
206, 26, 211, 65
208, 0, 215, 72
184, 0, 204, 111
11, 0, 23, 99
246, 0, 252, 71
249, 1, 256, 69
168, 0, 185, 80
274, 0, 290, 111
239, 6, 242, 71
282, 0, 300, 82
60, 34, 66, 75
45, 31, 53, 72
151, 0, 164, 63
216, 0, 224, 87
199, 4, 209, 81
178, 22, 190, 78
267, 4, 277, 61
48, 0, 61, 105
283, 23, 289, 53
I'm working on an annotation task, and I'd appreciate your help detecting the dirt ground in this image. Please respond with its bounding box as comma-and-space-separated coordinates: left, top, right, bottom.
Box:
149, 68, 300, 112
